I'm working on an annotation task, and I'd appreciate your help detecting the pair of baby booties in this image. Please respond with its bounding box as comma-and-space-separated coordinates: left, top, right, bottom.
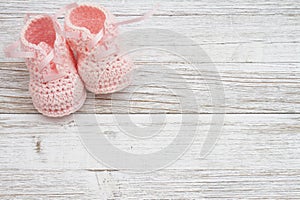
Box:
5, 3, 154, 117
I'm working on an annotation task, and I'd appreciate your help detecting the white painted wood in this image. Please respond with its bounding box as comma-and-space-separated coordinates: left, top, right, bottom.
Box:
1, 114, 299, 170
0, 169, 104, 200
1, 1, 300, 63
1, 0, 300, 199
2, 0, 300, 16
112, 169, 300, 199
1, 114, 300, 198
0, 62, 299, 114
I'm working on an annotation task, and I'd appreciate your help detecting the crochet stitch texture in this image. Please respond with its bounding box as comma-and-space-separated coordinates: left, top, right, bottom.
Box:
21, 15, 86, 117
65, 4, 134, 94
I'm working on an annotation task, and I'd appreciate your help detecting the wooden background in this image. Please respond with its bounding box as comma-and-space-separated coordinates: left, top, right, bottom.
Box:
1, 0, 300, 199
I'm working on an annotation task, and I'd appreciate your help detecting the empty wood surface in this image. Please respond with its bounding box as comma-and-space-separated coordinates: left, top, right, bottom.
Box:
0, 0, 299, 199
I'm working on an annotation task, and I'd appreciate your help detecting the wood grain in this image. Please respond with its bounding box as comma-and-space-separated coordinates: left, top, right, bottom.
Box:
1, 114, 300, 199
1, 114, 299, 170
1, 1, 300, 63
112, 169, 300, 199
1, 0, 299, 199
0, 62, 299, 114
0, 169, 103, 200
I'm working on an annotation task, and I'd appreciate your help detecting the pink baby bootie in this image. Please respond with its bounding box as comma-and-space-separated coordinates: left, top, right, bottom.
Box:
5, 15, 86, 117
64, 3, 154, 94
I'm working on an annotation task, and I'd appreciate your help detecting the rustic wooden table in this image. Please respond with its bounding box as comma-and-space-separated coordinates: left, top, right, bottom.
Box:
1, 0, 300, 199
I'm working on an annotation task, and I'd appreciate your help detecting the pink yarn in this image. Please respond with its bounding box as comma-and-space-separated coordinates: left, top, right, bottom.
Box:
12, 15, 86, 117
4, 3, 156, 117
64, 4, 134, 94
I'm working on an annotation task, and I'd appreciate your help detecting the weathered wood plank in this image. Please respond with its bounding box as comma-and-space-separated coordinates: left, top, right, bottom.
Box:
1, 0, 300, 199
110, 169, 300, 199
0, 169, 104, 200
0, 114, 299, 170
2, 168, 300, 199
1, 1, 300, 62
1, 113, 300, 199
0, 16, 300, 62
0, 62, 299, 114
1, 0, 300, 16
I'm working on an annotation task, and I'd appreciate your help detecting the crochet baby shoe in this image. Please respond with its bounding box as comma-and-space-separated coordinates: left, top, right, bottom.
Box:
64, 3, 154, 94
5, 15, 86, 117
